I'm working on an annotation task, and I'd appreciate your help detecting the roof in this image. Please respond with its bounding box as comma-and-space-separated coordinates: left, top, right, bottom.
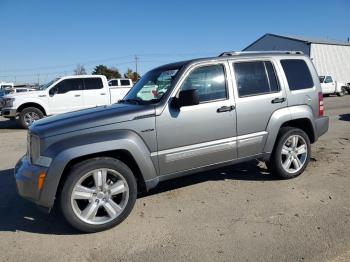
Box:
245, 33, 350, 49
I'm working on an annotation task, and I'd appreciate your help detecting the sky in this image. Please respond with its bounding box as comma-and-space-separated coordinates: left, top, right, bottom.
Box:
0, 0, 349, 84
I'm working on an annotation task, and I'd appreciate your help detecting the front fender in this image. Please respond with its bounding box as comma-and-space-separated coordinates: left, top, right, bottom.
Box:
38, 130, 157, 208
16, 98, 49, 114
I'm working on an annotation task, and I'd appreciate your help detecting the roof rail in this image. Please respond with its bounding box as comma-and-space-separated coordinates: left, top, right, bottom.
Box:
218, 51, 304, 57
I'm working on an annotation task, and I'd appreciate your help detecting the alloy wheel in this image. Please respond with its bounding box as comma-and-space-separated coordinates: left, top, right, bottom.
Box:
70, 168, 129, 225
280, 135, 308, 173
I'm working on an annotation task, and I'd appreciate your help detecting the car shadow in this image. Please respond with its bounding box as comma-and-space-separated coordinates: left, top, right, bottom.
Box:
339, 113, 350, 122
0, 118, 22, 129
0, 160, 275, 235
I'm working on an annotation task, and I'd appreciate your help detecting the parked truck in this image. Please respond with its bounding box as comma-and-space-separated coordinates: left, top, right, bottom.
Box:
1, 75, 132, 128
319, 75, 347, 96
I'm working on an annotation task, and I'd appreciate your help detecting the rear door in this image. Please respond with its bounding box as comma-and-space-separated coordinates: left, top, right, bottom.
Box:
83, 77, 109, 108
48, 78, 84, 114
230, 59, 287, 158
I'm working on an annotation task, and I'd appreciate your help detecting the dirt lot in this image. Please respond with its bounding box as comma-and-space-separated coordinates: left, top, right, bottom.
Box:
0, 96, 349, 262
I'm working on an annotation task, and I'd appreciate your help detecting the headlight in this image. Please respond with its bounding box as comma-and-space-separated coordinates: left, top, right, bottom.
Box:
27, 133, 40, 164
3, 98, 15, 108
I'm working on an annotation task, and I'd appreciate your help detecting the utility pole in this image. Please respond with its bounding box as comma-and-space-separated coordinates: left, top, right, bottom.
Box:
134, 55, 138, 75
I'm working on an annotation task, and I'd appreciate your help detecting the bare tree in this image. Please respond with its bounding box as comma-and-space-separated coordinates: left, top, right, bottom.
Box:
74, 64, 87, 75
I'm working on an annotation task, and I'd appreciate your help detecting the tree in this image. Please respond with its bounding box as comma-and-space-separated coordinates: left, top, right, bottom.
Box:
124, 68, 140, 83
74, 64, 86, 75
92, 65, 121, 79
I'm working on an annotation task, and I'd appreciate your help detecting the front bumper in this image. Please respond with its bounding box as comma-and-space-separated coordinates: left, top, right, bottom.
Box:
1, 108, 17, 118
315, 116, 329, 138
15, 155, 49, 207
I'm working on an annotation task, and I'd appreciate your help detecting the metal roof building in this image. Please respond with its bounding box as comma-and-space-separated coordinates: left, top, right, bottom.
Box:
244, 33, 350, 84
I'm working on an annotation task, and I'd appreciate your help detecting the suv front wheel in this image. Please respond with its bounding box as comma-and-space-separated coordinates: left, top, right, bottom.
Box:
269, 127, 311, 179
60, 157, 137, 233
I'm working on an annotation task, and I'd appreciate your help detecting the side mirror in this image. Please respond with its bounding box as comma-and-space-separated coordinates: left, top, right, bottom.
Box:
49, 87, 58, 96
177, 89, 199, 107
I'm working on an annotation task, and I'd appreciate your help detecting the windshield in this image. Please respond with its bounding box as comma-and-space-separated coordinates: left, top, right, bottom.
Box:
39, 78, 60, 90
122, 66, 181, 104
319, 76, 325, 83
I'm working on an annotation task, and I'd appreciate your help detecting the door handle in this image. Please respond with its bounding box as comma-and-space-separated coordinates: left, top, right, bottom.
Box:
217, 105, 235, 113
100, 93, 106, 95
74, 94, 81, 97
271, 97, 286, 104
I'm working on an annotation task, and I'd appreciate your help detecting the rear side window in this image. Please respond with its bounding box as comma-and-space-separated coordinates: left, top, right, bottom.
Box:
233, 61, 280, 97
120, 79, 131, 86
280, 59, 314, 90
109, 80, 119, 86
84, 78, 103, 90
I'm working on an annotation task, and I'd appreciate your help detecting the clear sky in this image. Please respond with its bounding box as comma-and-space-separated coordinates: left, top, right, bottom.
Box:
1, 0, 349, 84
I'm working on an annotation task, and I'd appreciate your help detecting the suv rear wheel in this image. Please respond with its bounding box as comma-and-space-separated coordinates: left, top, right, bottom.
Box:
268, 127, 311, 179
60, 157, 137, 233
19, 107, 44, 129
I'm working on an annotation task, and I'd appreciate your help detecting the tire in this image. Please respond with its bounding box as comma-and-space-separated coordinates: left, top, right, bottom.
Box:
60, 157, 137, 233
337, 87, 346, 97
19, 107, 44, 129
268, 127, 311, 179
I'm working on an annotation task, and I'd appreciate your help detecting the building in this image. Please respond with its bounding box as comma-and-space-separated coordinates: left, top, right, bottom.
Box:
244, 33, 350, 84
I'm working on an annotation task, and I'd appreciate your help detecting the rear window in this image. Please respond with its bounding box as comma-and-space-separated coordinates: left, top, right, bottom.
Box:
120, 79, 131, 86
280, 59, 314, 90
84, 78, 103, 90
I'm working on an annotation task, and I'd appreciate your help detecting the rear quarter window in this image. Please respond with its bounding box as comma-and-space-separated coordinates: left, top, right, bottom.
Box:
280, 59, 314, 90
120, 79, 131, 86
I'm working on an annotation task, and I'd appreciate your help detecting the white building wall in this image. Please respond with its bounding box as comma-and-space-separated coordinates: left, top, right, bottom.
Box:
310, 43, 350, 84
244, 35, 310, 55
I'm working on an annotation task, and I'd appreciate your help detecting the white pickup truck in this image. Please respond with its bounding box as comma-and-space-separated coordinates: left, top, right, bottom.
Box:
319, 75, 347, 96
1, 75, 132, 128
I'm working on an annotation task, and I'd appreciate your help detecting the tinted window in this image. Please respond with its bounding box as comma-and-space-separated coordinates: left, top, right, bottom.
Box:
234, 61, 279, 97
53, 79, 83, 94
280, 59, 314, 90
319, 76, 325, 83
181, 64, 227, 103
325, 76, 333, 83
84, 78, 103, 90
120, 79, 131, 86
16, 89, 27, 93
109, 80, 118, 86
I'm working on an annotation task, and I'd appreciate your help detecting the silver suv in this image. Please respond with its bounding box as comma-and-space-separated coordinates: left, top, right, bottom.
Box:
15, 51, 329, 232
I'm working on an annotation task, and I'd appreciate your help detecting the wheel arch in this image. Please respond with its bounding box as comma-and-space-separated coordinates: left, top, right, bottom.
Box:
17, 102, 47, 116
38, 130, 158, 208
263, 105, 316, 158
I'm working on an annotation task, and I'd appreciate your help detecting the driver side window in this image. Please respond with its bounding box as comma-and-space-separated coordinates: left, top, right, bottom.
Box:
180, 64, 227, 103
50, 79, 83, 95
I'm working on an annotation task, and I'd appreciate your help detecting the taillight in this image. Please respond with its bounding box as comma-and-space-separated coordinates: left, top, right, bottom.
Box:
152, 90, 158, 97
318, 92, 324, 116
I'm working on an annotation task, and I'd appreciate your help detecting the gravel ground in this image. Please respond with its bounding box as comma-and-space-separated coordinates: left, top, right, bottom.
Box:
0, 95, 349, 262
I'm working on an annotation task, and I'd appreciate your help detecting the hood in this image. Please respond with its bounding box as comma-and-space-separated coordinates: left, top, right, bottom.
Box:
4, 90, 46, 99
30, 103, 156, 138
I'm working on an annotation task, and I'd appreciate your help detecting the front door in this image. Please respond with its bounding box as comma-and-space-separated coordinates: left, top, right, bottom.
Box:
156, 62, 237, 176
48, 78, 84, 114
